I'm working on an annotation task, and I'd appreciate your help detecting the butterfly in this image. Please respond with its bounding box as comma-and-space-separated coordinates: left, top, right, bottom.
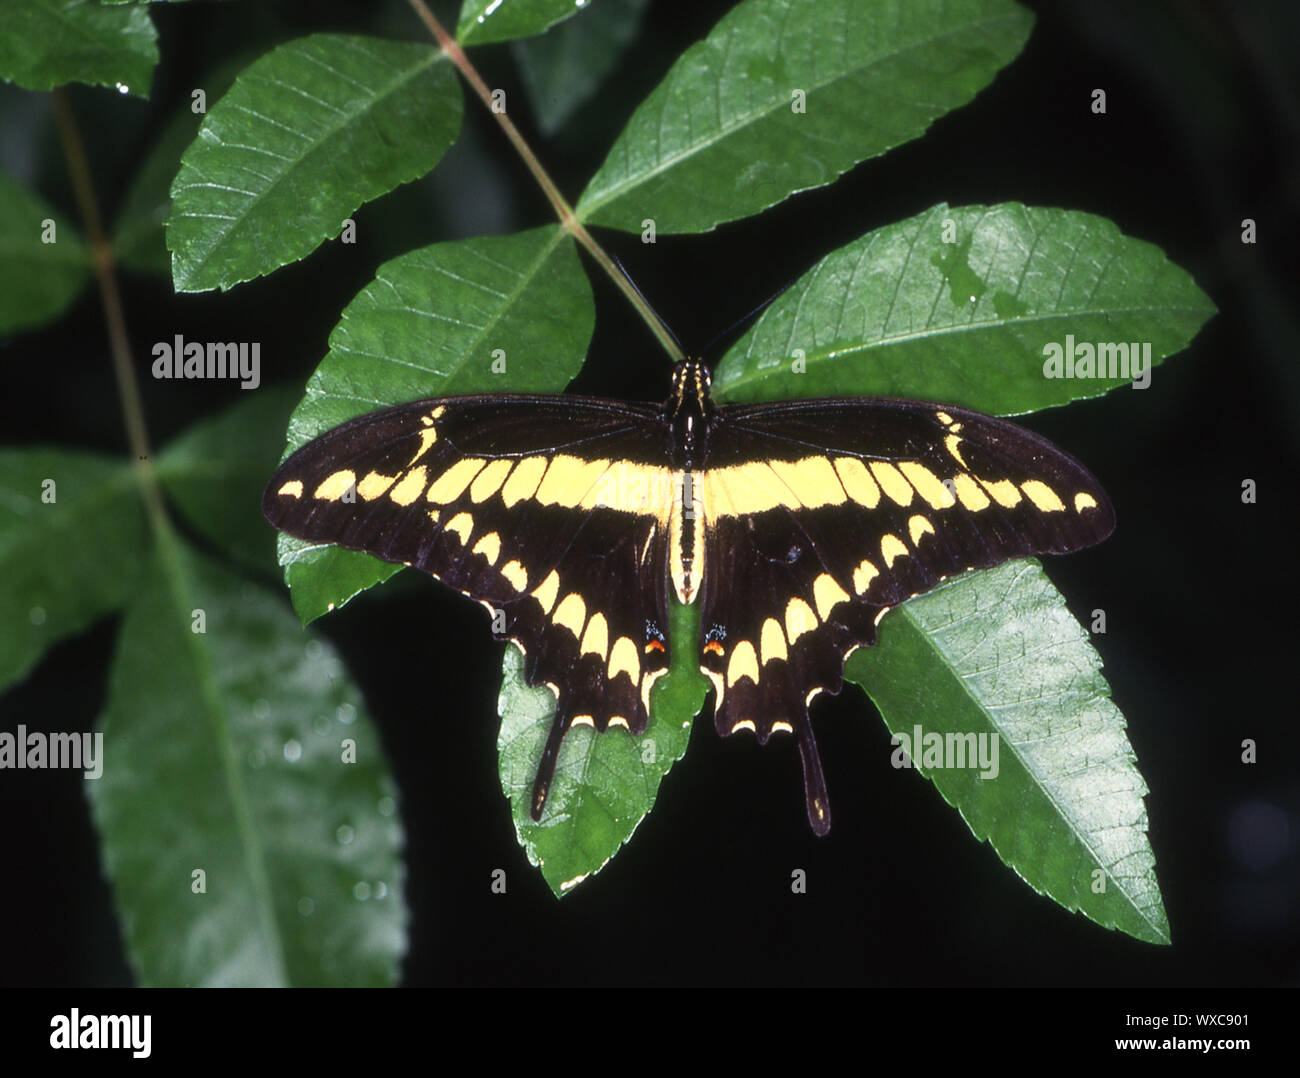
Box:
263, 359, 1113, 834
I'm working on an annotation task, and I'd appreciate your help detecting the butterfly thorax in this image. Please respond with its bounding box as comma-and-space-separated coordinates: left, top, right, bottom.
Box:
665, 359, 715, 469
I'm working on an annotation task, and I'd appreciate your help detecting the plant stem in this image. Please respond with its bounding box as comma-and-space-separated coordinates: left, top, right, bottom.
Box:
406, 0, 684, 363
52, 90, 291, 978
51, 89, 170, 533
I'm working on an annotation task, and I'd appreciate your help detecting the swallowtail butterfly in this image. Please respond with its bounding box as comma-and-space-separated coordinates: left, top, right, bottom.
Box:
264, 360, 1113, 833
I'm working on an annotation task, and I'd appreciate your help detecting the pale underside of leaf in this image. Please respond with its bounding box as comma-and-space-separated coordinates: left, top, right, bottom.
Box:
849, 558, 1169, 944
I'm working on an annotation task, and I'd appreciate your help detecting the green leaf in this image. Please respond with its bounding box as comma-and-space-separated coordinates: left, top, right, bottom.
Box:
576, 0, 1033, 232
0, 449, 147, 695
276, 537, 406, 626
277, 226, 596, 623
499, 597, 708, 896
714, 202, 1218, 415
113, 57, 245, 276
89, 545, 407, 986
512, 0, 648, 136
0, 170, 91, 336
167, 34, 462, 292
849, 559, 1169, 944
0, 0, 157, 97
156, 387, 298, 574
458, 0, 594, 47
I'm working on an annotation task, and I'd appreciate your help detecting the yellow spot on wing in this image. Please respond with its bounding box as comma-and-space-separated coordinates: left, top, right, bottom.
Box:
553, 593, 587, 638
900, 461, 955, 509
536, 455, 611, 508
426, 458, 486, 503
953, 473, 991, 511
813, 573, 850, 620
833, 457, 881, 508
768, 457, 845, 508
881, 533, 909, 568
407, 427, 438, 467
430, 405, 447, 420
853, 558, 879, 595
531, 570, 560, 615
870, 461, 914, 506
389, 465, 428, 506
277, 480, 303, 499
979, 478, 1022, 507
935, 411, 953, 425
701, 462, 799, 515
908, 515, 935, 545
313, 470, 355, 501
771, 721, 794, 735
784, 597, 817, 643
571, 715, 595, 728
608, 637, 639, 682
357, 472, 396, 500
1075, 491, 1099, 512
1021, 479, 1065, 511
469, 458, 513, 502
500, 456, 547, 507
640, 668, 667, 715
732, 719, 757, 734
472, 532, 501, 564
580, 461, 674, 514
944, 434, 969, 469
608, 716, 630, 730
445, 512, 474, 545
579, 612, 609, 660
760, 618, 788, 665
500, 559, 527, 591
727, 640, 759, 686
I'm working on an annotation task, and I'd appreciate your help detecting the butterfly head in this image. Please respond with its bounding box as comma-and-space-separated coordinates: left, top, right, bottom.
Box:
668, 359, 713, 409
667, 359, 715, 464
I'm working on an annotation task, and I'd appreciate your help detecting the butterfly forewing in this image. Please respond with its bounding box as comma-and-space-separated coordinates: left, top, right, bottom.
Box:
263, 394, 676, 815
696, 397, 1114, 833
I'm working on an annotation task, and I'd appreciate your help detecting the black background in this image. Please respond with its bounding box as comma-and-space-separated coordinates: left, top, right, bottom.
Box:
1, 0, 1296, 994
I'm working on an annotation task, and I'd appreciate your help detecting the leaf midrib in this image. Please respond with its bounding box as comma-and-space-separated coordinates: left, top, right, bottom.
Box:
715, 301, 1214, 401
173, 42, 447, 288
576, 8, 1024, 219
887, 566, 1167, 940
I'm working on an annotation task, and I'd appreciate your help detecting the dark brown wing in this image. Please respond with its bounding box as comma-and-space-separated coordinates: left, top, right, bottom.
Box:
697, 397, 1114, 834
263, 394, 675, 819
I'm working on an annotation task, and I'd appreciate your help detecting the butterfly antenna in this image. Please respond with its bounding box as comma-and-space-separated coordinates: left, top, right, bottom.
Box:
612, 253, 685, 360
701, 279, 793, 359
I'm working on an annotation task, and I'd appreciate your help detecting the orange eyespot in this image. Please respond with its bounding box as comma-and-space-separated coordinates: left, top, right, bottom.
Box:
703, 640, 724, 656
644, 639, 666, 654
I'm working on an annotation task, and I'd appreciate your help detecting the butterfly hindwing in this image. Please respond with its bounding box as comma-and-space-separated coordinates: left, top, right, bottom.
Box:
697, 397, 1115, 832
263, 395, 675, 818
